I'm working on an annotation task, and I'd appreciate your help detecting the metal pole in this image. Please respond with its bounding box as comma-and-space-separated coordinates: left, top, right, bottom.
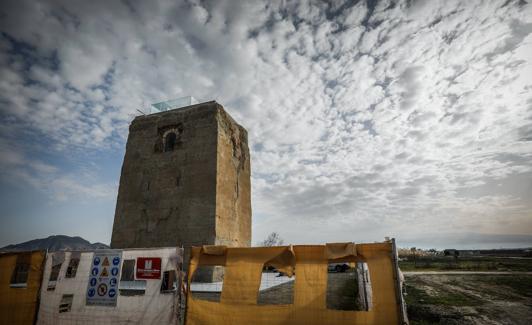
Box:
391, 238, 409, 325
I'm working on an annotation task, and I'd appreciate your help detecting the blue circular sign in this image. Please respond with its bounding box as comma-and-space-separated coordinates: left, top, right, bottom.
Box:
111, 267, 119, 276
88, 288, 95, 297
91, 267, 99, 276
110, 278, 117, 287
108, 288, 116, 298
90, 278, 97, 286
93, 256, 100, 266
113, 257, 120, 265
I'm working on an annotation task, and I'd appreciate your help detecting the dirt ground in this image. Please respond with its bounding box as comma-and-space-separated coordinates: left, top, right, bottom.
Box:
404, 274, 532, 324
191, 271, 532, 324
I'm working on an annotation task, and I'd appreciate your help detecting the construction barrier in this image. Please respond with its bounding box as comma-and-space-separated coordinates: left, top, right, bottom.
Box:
186, 242, 408, 325
0, 241, 408, 325
37, 247, 183, 324
0, 250, 46, 325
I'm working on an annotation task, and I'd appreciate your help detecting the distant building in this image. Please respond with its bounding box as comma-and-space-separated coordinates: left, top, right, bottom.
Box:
443, 249, 459, 256
111, 100, 251, 257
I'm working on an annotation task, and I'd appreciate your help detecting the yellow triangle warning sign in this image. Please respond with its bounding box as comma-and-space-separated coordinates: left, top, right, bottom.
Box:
100, 267, 109, 277
102, 257, 110, 266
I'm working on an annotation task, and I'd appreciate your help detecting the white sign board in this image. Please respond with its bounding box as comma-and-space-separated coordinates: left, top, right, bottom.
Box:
86, 251, 122, 307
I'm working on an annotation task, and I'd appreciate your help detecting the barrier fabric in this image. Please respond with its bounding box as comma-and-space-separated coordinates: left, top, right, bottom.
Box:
37, 248, 183, 324
186, 243, 403, 325
264, 245, 296, 277
0, 250, 46, 325
325, 242, 357, 259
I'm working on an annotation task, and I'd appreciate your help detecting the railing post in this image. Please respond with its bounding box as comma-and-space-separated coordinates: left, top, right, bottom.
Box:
391, 238, 409, 325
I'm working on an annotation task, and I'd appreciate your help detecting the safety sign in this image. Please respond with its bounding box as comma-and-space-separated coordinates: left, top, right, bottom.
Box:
86, 251, 122, 306
136, 257, 162, 279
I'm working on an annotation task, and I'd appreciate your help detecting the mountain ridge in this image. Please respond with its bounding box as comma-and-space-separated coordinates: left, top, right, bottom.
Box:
1, 235, 110, 252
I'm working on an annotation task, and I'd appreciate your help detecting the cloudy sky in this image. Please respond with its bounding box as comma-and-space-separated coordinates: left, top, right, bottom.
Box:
1, 0, 531, 249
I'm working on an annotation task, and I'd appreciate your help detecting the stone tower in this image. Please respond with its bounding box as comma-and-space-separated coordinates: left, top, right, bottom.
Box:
110, 101, 251, 251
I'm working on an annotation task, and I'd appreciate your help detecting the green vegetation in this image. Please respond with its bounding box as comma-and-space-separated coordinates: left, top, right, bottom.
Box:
479, 275, 532, 298
399, 256, 532, 272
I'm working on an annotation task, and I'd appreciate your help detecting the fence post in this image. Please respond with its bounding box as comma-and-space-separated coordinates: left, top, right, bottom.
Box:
391, 239, 409, 325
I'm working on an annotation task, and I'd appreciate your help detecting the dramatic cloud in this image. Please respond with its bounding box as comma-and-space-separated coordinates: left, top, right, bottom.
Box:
0, 139, 116, 202
0, 0, 531, 247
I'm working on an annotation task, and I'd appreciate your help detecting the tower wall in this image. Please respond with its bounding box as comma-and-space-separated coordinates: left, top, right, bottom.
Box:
110, 101, 251, 251
215, 109, 252, 247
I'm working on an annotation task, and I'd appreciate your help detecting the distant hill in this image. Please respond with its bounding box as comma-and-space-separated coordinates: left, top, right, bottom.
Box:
0, 235, 110, 252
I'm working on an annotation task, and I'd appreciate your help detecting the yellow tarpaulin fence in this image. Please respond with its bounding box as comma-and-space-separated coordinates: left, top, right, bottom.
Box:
0, 250, 45, 325
186, 242, 406, 325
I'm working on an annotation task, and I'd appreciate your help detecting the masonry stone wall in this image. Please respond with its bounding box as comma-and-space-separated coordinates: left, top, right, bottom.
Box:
110, 101, 251, 255
215, 109, 252, 247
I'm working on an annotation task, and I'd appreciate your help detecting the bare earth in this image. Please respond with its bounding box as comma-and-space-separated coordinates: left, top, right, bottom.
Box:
404, 271, 532, 275
404, 273, 532, 325
191, 271, 532, 324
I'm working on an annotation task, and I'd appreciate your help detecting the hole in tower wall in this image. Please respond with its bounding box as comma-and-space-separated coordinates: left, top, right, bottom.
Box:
164, 132, 177, 152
